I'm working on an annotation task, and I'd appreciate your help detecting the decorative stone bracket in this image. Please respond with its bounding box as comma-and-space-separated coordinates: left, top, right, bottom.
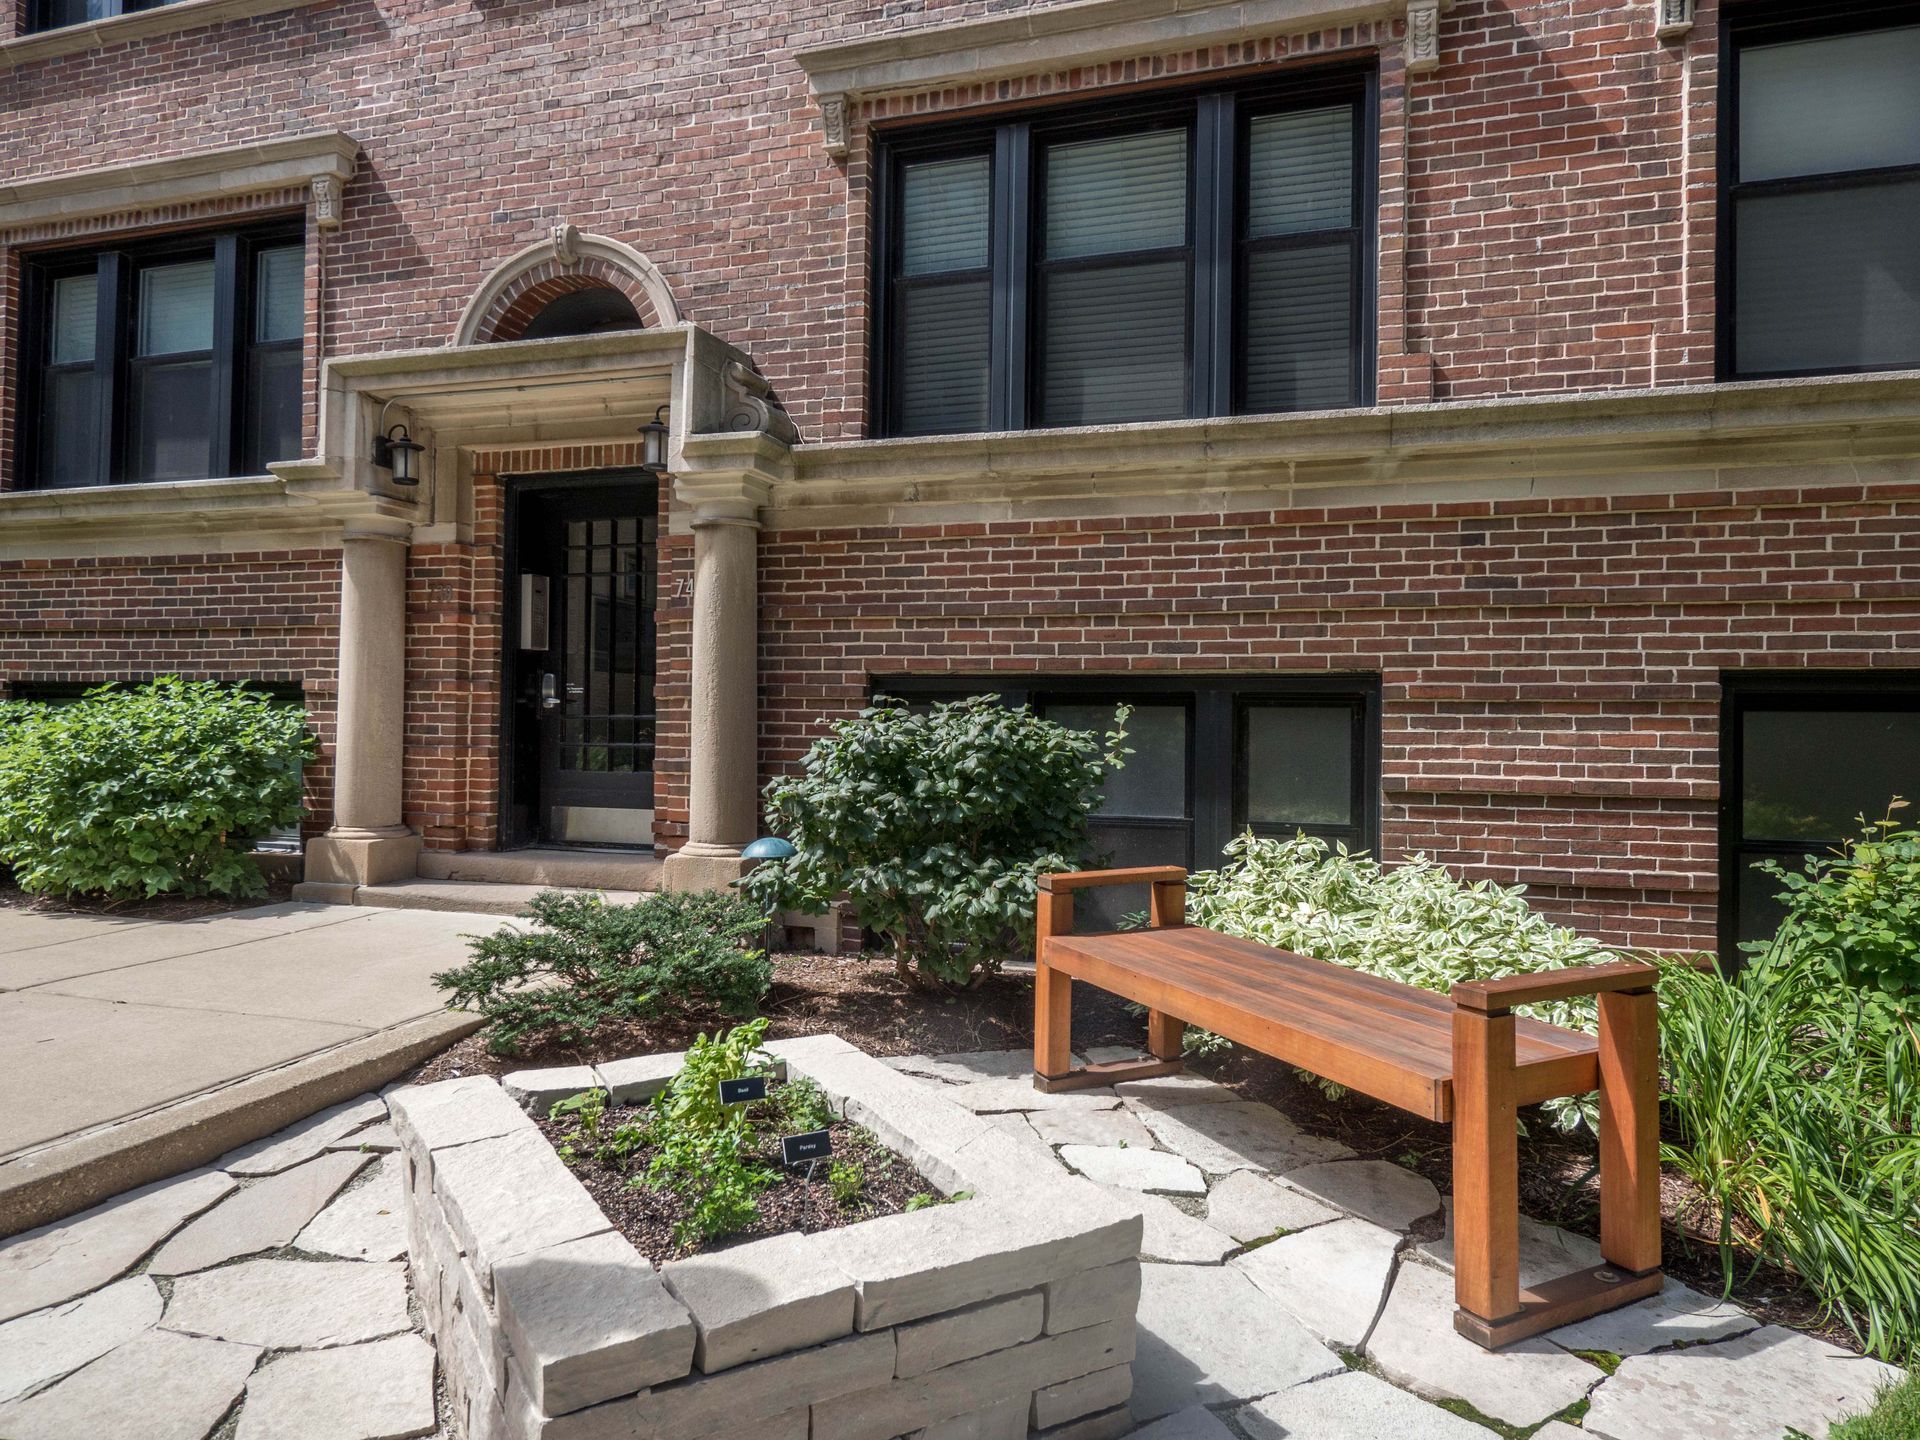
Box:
1653, 0, 1693, 40
795, 0, 1456, 157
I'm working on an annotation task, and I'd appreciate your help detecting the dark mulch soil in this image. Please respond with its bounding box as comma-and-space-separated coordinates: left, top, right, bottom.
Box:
403, 945, 1861, 1352
404, 950, 1147, 1086
532, 1084, 938, 1263
0, 880, 296, 922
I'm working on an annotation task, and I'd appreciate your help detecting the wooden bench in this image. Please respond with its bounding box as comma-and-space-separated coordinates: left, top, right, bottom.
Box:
1033, 865, 1664, 1350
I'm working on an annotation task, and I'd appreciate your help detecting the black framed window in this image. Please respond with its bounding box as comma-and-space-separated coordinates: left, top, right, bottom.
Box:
1719, 673, 1920, 967
1720, 4, 1920, 379
874, 66, 1376, 438
20, 224, 304, 490
871, 674, 1379, 927
27, 0, 182, 33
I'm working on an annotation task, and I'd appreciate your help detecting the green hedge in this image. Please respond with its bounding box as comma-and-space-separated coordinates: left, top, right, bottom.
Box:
0, 677, 314, 900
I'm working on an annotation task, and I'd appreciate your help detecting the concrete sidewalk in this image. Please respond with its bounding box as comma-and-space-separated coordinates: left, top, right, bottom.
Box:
1, 902, 498, 1234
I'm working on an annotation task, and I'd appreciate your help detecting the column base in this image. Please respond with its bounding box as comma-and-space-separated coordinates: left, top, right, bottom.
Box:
662, 844, 750, 893
304, 829, 424, 887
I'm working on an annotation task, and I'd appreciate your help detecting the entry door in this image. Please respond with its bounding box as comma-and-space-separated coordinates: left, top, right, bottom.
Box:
516, 482, 658, 846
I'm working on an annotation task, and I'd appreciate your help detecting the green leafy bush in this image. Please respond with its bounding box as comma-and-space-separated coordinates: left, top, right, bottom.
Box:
1188, 833, 1629, 1130
1658, 952, 1920, 1361
0, 677, 314, 900
742, 696, 1127, 987
1749, 805, 1920, 1002
435, 889, 772, 1055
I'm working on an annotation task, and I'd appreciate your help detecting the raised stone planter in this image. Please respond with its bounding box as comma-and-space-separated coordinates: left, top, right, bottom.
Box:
393, 1034, 1144, 1440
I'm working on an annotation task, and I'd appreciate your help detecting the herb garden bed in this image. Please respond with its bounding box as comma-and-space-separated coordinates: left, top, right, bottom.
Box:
532, 1077, 936, 1262
393, 1033, 1145, 1440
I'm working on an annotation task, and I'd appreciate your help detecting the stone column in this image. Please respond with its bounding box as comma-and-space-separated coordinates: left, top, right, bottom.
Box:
660, 433, 779, 898
663, 492, 762, 892
303, 516, 423, 890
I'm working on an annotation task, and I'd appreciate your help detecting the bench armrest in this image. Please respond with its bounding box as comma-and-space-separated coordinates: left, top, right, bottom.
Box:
1039, 867, 1187, 893
1452, 960, 1659, 1014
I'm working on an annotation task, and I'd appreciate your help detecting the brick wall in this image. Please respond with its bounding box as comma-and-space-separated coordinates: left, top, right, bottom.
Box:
2, 0, 1731, 453
756, 480, 1920, 952
0, 549, 342, 830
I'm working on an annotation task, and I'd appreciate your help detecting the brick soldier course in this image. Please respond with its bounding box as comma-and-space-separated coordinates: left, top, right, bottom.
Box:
0, 0, 1915, 952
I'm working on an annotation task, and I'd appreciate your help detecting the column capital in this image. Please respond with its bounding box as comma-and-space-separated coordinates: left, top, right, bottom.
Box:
340, 515, 414, 545
670, 429, 793, 527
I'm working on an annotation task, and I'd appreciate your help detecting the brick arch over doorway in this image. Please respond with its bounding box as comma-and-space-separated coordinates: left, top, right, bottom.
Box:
454, 227, 683, 345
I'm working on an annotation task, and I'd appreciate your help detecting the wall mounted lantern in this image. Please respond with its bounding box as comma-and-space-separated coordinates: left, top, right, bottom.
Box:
372, 423, 424, 486
640, 405, 670, 472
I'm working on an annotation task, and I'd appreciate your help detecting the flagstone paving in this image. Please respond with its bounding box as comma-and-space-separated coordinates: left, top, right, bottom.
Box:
0, 1044, 1903, 1440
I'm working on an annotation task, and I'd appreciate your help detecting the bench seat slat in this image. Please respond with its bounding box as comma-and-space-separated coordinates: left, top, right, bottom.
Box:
1044, 928, 1599, 1123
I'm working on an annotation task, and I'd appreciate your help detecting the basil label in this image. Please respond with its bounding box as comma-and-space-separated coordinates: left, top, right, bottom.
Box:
717, 1076, 768, 1106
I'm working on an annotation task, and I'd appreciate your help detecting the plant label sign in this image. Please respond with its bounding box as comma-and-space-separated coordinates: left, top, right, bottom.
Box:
781, 1129, 833, 1166
718, 1076, 768, 1107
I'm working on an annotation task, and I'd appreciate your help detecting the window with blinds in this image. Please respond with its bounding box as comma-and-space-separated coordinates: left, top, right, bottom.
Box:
874, 68, 1373, 437
1724, 8, 1920, 378
22, 225, 305, 490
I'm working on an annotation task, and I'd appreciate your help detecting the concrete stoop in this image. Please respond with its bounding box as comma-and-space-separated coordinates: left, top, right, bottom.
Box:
290, 878, 650, 916
291, 847, 666, 915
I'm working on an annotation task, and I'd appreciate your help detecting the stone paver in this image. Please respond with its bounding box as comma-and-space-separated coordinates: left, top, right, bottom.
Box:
1546, 1278, 1756, 1358
1129, 1262, 1343, 1421
1203, 1170, 1343, 1242
235, 1333, 437, 1440
1060, 1144, 1205, 1195
327, 1122, 400, 1153
1583, 1325, 1905, 1440
1418, 1198, 1602, 1287
1232, 1218, 1402, 1349
1129, 1405, 1238, 1440
163, 1258, 413, 1349
1134, 1100, 1354, 1175
149, 1151, 372, 1275
597, 1051, 681, 1105
0, 1275, 161, 1403
1113, 1074, 1239, 1105
1106, 1187, 1239, 1264
886, 1050, 1031, 1084
221, 1094, 388, 1175
1027, 1107, 1157, 1150
1240, 1370, 1498, 1440
0, 1167, 234, 1322
0, 1327, 260, 1440
1364, 1259, 1601, 1428
943, 1078, 1123, 1114
296, 1154, 409, 1262
1278, 1159, 1442, 1231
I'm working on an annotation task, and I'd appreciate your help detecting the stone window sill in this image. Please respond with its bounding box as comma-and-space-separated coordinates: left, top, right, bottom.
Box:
1, 0, 318, 68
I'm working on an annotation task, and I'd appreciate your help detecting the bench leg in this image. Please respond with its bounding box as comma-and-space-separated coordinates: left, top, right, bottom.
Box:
1452, 1007, 1522, 1332
1452, 996, 1666, 1349
1598, 988, 1662, 1277
1146, 1010, 1184, 1062
1035, 961, 1073, 1082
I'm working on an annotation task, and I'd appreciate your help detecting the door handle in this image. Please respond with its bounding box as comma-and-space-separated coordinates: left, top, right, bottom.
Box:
540, 673, 561, 710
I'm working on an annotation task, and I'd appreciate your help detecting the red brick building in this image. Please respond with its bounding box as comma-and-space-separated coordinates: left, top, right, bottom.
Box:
1, 0, 1915, 963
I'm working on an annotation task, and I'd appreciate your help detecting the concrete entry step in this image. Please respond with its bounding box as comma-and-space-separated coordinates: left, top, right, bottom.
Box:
291, 879, 650, 916
417, 847, 665, 892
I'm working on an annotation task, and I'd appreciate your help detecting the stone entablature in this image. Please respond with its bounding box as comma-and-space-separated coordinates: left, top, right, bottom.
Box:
794, 0, 1452, 155
0, 130, 358, 239
392, 1035, 1144, 1440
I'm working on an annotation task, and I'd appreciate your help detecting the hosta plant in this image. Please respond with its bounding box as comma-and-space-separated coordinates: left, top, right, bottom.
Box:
742, 696, 1128, 987
1187, 833, 1638, 1130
